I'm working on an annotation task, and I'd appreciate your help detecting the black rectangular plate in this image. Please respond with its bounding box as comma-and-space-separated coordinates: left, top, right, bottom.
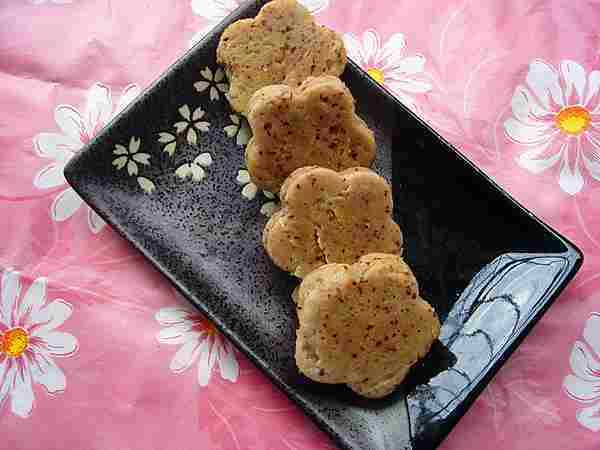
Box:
64, 1, 582, 449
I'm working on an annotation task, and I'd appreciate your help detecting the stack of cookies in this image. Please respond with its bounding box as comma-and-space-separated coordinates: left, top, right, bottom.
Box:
217, 0, 440, 399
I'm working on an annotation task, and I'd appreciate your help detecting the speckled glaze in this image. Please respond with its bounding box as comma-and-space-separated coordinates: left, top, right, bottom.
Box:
64, 1, 582, 449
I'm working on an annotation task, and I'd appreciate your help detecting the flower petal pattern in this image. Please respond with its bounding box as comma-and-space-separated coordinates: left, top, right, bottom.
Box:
155, 305, 239, 387
1, 269, 21, 328
30, 355, 66, 394
51, 188, 84, 222
137, 177, 156, 194
33, 83, 141, 232
564, 313, 600, 431
343, 29, 431, 111
505, 59, 600, 195
87, 209, 106, 234
0, 270, 78, 418
34, 164, 66, 189
11, 366, 35, 418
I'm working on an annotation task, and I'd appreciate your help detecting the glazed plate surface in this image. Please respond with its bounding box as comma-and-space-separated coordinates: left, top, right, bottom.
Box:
64, 2, 582, 449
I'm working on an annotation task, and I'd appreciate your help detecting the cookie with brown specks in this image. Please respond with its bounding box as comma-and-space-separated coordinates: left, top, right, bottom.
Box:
217, 0, 346, 114
246, 76, 376, 192
216, 0, 346, 115
263, 166, 402, 278
295, 253, 441, 399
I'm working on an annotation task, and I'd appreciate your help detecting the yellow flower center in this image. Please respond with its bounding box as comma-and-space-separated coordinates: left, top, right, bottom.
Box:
367, 68, 385, 84
1, 328, 29, 358
192, 318, 216, 336
555, 106, 591, 135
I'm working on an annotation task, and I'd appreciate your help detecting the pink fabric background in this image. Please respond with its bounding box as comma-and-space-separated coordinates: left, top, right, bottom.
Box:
1, 0, 600, 449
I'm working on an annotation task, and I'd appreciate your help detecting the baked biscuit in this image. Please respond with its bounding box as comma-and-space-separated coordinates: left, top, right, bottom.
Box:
263, 167, 402, 278
216, 0, 346, 115
295, 253, 441, 399
246, 76, 376, 191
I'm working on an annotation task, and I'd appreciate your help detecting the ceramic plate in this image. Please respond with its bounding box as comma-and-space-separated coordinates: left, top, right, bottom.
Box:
64, 1, 582, 449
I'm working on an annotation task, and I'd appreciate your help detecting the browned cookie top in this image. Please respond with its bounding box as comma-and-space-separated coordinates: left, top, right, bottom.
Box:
246, 76, 376, 192
295, 253, 441, 399
263, 166, 402, 278
217, 0, 346, 115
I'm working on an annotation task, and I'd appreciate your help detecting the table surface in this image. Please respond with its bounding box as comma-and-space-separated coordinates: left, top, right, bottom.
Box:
1, 1, 600, 449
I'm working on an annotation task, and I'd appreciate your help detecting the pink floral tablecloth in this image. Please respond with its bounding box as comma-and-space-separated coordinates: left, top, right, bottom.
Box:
1, 0, 600, 449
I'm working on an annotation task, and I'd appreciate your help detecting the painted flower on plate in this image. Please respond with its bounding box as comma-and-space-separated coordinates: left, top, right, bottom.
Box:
236, 169, 278, 216
158, 132, 177, 156
175, 153, 213, 182
224, 114, 251, 147
174, 105, 210, 145
112, 137, 151, 176
564, 312, 600, 431
504, 59, 600, 195
194, 67, 229, 101
33, 83, 140, 232
155, 306, 238, 386
343, 29, 432, 110
0, 269, 78, 418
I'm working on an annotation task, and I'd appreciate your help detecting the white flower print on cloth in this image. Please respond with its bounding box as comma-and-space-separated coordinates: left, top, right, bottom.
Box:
564, 313, 600, 431
504, 60, 600, 195
224, 114, 251, 147
189, 0, 330, 47
175, 153, 213, 182
194, 67, 229, 101
0, 269, 78, 418
343, 29, 432, 111
236, 169, 279, 216
155, 306, 238, 386
174, 105, 210, 145
33, 83, 140, 233
112, 137, 151, 176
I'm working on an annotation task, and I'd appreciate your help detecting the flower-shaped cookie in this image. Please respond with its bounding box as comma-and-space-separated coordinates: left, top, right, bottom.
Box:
216, 0, 346, 115
247, 76, 376, 192
263, 166, 402, 278
295, 253, 441, 399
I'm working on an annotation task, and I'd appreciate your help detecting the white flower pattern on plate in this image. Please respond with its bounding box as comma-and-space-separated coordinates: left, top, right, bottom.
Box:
259, 191, 280, 217
111, 137, 156, 194
112, 137, 151, 176
157, 132, 177, 156
0, 269, 78, 418
174, 105, 210, 145
343, 29, 432, 111
33, 83, 140, 233
194, 67, 229, 101
564, 313, 600, 431
504, 59, 600, 195
175, 153, 213, 182
189, 0, 330, 47
137, 177, 156, 194
236, 169, 279, 216
224, 114, 251, 147
155, 306, 239, 386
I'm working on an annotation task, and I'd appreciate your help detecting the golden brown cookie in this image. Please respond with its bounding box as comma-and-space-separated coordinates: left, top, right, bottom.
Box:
246, 76, 376, 192
295, 253, 441, 399
216, 0, 346, 115
247, 77, 377, 191
263, 166, 402, 278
